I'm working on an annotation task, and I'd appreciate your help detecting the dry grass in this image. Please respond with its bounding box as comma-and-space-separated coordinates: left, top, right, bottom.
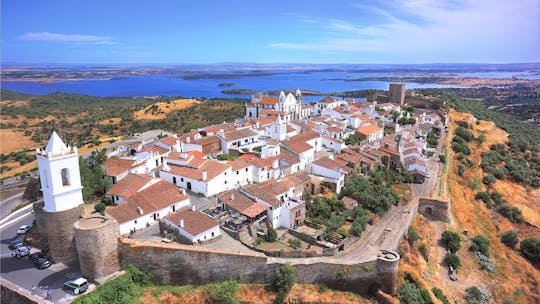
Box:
0, 129, 39, 154
99, 117, 122, 125
140, 284, 374, 304
134, 99, 200, 120
396, 110, 540, 304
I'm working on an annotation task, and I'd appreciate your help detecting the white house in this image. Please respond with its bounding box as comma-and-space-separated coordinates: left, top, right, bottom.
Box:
105, 180, 190, 235
309, 156, 347, 194
162, 209, 220, 244
216, 127, 259, 154
322, 136, 346, 154
357, 125, 384, 143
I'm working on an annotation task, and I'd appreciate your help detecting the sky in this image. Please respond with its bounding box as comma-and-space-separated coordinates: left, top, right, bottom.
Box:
1, 0, 539, 64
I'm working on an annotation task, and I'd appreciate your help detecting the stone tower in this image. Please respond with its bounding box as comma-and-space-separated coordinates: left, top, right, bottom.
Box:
35, 131, 84, 265
388, 83, 406, 105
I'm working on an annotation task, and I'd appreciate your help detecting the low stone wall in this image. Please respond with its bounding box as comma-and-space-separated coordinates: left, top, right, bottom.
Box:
418, 197, 450, 222
118, 238, 400, 294
0, 279, 40, 304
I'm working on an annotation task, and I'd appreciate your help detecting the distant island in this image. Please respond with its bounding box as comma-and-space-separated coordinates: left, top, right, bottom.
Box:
218, 82, 236, 87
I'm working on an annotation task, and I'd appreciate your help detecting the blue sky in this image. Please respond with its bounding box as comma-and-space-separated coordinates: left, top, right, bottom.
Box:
1, 0, 539, 64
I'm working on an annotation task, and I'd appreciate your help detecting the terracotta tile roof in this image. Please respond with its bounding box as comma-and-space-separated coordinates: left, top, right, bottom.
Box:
257, 96, 279, 105
323, 135, 344, 143
229, 157, 252, 171
319, 97, 337, 104
312, 156, 347, 171
106, 180, 189, 224
286, 126, 295, 133
379, 147, 400, 156
159, 136, 179, 146
193, 135, 220, 146
259, 109, 285, 115
357, 125, 382, 136
203, 123, 237, 134
282, 140, 313, 154
327, 126, 343, 133
337, 152, 362, 164
102, 158, 138, 177
222, 128, 257, 141
106, 174, 152, 198
278, 149, 300, 165
402, 148, 419, 156
164, 209, 218, 236
218, 190, 267, 218
139, 145, 170, 155
166, 160, 229, 181
290, 130, 320, 142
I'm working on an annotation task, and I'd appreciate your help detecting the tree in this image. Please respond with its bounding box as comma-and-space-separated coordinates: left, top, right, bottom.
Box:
439, 154, 447, 164
501, 231, 519, 248
206, 280, 240, 304
79, 150, 109, 201
520, 238, 540, 263
498, 205, 523, 223
470, 235, 490, 256
397, 282, 432, 304
266, 226, 278, 242
444, 253, 462, 270
440, 230, 461, 253
273, 263, 296, 304
407, 227, 420, 246
94, 202, 106, 215
475, 191, 492, 207
482, 174, 496, 187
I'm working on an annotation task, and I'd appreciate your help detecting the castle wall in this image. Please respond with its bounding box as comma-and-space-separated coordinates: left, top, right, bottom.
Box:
32, 200, 47, 236
118, 238, 399, 294
38, 203, 84, 265
74, 216, 120, 281
418, 197, 450, 222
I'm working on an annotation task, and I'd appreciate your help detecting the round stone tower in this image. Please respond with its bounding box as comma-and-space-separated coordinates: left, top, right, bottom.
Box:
35, 131, 85, 265
74, 216, 120, 281
376, 249, 400, 294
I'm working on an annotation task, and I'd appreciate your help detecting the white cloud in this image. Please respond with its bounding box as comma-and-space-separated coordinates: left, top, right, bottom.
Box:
268, 0, 540, 62
19, 32, 116, 45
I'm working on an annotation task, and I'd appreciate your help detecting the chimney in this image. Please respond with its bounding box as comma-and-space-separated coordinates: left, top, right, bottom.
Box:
186, 136, 191, 143
202, 170, 207, 181
137, 207, 143, 215
180, 188, 186, 195
272, 159, 279, 169
162, 159, 170, 172
191, 205, 196, 211
179, 218, 184, 228
328, 154, 334, 160
230, 193, 235, 200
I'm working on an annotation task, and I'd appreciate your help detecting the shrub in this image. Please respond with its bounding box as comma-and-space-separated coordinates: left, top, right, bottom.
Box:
455, 127, 474, 142
432, 287, 450, 304
266, 226, 278, 242
498, 205, 523, 223
444, 253, 461, 270
419, 243, 428, 260
288, 238, 302, 249
94, 202, 106, 214
470, 235, 490, 256
490, 191, 504, 205
519, 238, 540, 263
273, 263, 296, 304
441, 230, 461, 253
397, 282, 432, 304
475, 192, 492, 207
482, 174, 497, 187
407, 226, 420, 246
465, 286, 488, 304
439, 154, 446, 164
205, 280, 240, 304
468, 177, 481, 190
501, 231, 519, 248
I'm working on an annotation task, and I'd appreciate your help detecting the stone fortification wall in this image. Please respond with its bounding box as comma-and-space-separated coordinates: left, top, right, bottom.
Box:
37, 202, 84, 265
118, 238, 399, 294
1, 279, 40, 304
418, 197, 450, 222
32, 200, 46, 236
74, 216, 120, 281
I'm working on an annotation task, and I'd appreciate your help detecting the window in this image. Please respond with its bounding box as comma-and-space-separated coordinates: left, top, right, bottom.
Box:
134, 220, 138, 224
173, 177, 177, 184
181, 177, 184, 182
236, 170, 239, 175
61, 168, 70, 186
245, 168, 248, 172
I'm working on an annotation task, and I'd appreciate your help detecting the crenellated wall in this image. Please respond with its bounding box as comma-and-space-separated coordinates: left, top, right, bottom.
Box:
118, 238, 400, 294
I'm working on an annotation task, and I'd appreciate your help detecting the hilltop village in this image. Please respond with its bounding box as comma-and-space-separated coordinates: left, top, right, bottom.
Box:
26, 83, 447, 299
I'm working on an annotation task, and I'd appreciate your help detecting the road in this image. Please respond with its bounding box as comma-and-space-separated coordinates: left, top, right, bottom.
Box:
0, 193, 25, 219
0, 212, 81, 303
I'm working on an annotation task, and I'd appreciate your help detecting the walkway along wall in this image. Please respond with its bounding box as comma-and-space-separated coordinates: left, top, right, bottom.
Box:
118, 238, 399, 294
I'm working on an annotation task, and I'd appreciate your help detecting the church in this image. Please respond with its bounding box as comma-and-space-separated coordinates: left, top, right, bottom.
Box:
245, 90, 304, 122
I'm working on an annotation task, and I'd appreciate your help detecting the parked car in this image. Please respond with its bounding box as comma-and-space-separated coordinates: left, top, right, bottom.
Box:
34, 257, 52, 269
29, 252, 45, 262
11, 246, 31, 258
8, 239, 23, 250
17, 225, 32, 234
63, 277, 89, 295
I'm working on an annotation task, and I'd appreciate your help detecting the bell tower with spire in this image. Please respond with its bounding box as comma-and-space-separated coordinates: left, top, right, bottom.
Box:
36, 131, 84, 212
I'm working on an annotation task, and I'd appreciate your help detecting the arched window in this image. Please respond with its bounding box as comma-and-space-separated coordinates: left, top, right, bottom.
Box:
61, 168, 70, 186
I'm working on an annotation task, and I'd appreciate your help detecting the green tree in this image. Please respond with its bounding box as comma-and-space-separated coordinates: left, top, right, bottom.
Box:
266, 226, 278, 242
470, 235, 490, 256
273, 263, 296, 304
440, 230, 461, 253
498, 205, 523, 223
206, 280, 240, 304
407, 226, 420, 246
520, 238, 540, 263
444, 253, 462, 270
94, 202, 106, 215
79, 150, 109, 201
432, 287, 450, 304
500, 231, 519, 248
397, 282, 431, 304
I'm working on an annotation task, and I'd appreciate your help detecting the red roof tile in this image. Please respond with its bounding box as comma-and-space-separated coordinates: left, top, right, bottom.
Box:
164, 209, 218, 236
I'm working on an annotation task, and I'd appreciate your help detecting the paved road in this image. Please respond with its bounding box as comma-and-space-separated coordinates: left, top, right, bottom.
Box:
0, 193, 25, 219
0, 213, 81, 303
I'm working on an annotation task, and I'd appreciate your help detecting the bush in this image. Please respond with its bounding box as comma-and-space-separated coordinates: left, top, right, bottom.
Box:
407, 227, 420, 246
498, 205, 523, 223
444, 253, 461, 270
205, 280, 240, 304
432, 287, 450, 304
419, 243, 428, 260
439, 154, 447, 164
288, 238, 302, 249
273, 263, 296, 304
482, 174, 497, 187
501, 231, 519, 248
397, 282, 432, 304
519, 238, 540, 263
441, 230, 461, 253
470, 235, 490, 256
266, 226, 278, 242
94, 202, 106, 214
475, 192, 492, 207
456, 127, 474, 142
465, 286, 488, 304
490, 191, 504, 205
